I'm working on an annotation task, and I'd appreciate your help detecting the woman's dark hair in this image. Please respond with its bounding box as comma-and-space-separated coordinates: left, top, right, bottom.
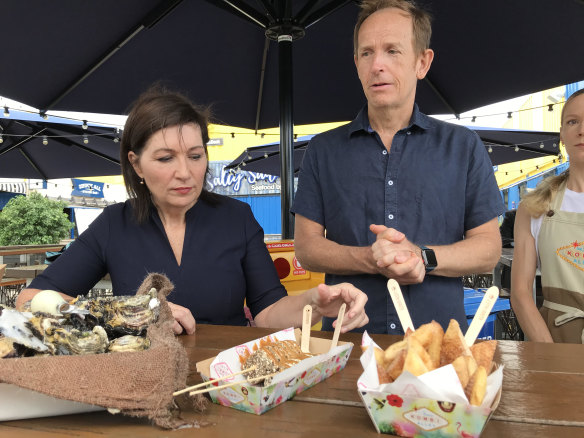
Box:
120, 86, 219, 223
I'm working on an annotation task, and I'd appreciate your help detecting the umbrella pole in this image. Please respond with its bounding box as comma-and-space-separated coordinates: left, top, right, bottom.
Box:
278, 35, 295, 240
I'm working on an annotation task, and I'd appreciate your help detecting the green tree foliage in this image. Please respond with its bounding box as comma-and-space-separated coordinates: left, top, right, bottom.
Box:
0, 192, 72, 245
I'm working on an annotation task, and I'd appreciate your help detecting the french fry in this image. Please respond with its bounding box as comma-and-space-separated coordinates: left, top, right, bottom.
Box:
383, 339, 407, 363
407, 337, 433, 371
371, 346, 385, 365
470, 340, 497, 372
386, 349, 407, 381
451, 355, 478, 388
403, 347, 429, 376
440, 319, 471, 367
410, 321, 443, 369
465, 366, 488, 406
465, 355, 478, 378
377, 363, 392, 384
451, 356, 471, 388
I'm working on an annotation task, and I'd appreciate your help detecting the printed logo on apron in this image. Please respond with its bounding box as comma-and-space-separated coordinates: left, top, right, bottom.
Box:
556, 240, 584, 272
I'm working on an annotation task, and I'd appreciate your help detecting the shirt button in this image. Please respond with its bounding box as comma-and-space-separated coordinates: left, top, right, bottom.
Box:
388, 180, 393, 186
382, 150, 387, 155
390, 323, 396, 330
388, 214, 394, 220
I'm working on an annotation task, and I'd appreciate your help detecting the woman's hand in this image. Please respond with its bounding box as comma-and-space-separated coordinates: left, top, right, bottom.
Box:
311, 283, 369, 332
167, 301, 196, 335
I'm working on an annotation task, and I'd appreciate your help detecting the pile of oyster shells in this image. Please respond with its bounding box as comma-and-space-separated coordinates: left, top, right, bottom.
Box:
0, 289, 160, 358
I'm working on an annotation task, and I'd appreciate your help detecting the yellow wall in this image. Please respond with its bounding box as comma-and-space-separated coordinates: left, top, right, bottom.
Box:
207, 121, 348, 162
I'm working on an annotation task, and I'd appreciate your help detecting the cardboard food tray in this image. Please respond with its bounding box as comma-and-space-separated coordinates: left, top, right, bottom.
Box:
358, 334, 503, 437
0, 383, 104, 422
359, 384, 502, 437
196, 327, 353, 415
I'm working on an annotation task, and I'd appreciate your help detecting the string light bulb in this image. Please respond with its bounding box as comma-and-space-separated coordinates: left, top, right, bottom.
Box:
83, 134, 89, 144
0, 134, 3, 143
231, 132, 235, 138
514, 145, 519, 152
548, 104, 554, 112
42, 135, 48, 145
507, 112, 512, 119
113, 136, 120, 143
264, 153, 269, 158
261, 133, 265, 138
3, 107, 9, 117
539, 142, 544, 149
471, 116, 476, 123
488, 146, 493, 153
40, 112, 48, 120
82, 120, 88, 130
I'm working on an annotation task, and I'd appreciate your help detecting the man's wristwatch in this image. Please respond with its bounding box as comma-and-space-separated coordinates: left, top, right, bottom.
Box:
419, 246, 437, 272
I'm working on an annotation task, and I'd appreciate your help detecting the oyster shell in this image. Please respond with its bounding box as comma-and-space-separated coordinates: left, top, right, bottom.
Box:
107, 335, 150, 353
0, 307, 49, 353
0, 337, 18, 358
45, 325, 109, 355
76, 289, 160, 337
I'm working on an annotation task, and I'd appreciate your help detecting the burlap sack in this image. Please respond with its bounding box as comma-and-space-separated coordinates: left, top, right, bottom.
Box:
0, 273, 200, 429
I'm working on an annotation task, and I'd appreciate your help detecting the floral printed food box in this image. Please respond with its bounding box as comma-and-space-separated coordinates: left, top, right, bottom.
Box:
196, 327, 353, 415
358, 334, 503, 437
359, 390, 500, 437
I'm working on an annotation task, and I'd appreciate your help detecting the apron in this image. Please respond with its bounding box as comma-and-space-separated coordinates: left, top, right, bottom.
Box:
538, 182, 584, 343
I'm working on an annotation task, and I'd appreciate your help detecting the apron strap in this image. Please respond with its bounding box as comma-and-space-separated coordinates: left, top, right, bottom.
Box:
542, 300, 584, 343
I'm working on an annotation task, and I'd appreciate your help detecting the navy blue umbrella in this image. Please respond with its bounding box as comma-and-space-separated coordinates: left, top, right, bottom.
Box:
0, 111, 120, 179
1, 0, 581, 236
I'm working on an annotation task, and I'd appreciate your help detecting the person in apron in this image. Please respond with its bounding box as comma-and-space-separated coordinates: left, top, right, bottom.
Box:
511, 89, 584, 343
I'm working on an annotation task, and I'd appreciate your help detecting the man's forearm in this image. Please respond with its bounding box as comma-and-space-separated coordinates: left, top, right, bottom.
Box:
431, 235, 501, 277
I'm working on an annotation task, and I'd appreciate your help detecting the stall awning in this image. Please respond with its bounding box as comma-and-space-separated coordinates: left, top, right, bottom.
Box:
0, 182, 26, 194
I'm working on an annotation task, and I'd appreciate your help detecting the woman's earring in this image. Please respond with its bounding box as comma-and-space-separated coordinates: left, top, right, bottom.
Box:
139, 178, 144, 185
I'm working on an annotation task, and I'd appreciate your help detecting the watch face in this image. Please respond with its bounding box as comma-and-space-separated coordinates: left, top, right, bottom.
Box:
423, 249, 437, 268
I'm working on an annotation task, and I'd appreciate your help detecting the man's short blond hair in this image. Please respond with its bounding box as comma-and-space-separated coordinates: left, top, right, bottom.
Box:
353, 0, 432, 55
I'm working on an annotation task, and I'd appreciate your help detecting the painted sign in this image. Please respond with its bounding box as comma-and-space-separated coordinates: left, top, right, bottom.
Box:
71, 179, 104, 198
208, 162, 284, 196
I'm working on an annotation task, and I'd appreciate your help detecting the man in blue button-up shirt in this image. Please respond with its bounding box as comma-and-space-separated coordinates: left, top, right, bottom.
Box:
292, 0, 505, 334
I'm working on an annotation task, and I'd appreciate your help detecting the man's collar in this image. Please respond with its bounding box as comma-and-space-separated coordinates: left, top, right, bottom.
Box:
348, 103, 431, 136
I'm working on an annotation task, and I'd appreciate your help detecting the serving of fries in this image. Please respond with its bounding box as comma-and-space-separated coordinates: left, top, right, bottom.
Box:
366, 319, 497, 406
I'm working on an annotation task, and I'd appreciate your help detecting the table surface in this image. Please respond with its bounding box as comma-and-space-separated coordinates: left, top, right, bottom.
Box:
1, 325, 583, 437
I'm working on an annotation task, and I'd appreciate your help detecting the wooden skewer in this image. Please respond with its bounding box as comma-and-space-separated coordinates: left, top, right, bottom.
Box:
173, 366, 257, 396
329, 303, 346, 351
188, 371, 280, 396
301, 304, 312, 353
465, 286, 499, 346
387, 279, 415, 334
